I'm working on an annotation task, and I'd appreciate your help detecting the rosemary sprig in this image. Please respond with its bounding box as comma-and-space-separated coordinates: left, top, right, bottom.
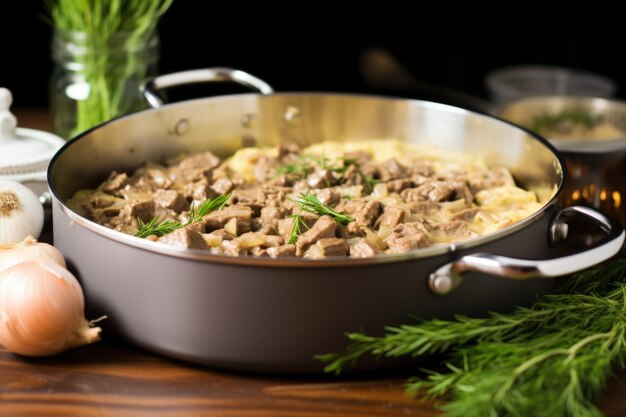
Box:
290, 192, 354, 226
317, 259, 626, 417
286, 213, 310, 244
135, 193, 231, 238
531, 109, 604, 136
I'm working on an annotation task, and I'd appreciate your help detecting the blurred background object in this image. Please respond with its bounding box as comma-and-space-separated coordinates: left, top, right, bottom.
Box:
2, 1, 625, 109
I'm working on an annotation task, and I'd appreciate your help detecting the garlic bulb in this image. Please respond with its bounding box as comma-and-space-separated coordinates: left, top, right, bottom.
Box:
0, 258, 102, 356
0, 235, 66, 273
0, 180, 44, 245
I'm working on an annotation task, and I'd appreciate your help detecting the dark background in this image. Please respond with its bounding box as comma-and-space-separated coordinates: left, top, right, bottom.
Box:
1, 1, 624, 111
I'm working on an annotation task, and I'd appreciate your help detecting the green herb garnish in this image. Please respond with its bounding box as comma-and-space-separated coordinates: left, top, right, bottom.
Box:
290, 192, 354, 226
531, 109, 604, 136
135, 192, 231, 238
286, 214, 310, 244
318, 259, 626, 417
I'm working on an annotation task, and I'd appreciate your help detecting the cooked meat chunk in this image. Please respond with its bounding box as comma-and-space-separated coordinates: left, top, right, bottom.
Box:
154, 189, 189, 212
211, 177, 234, 195
307, 169, 333, 189
305, 238, 348, 259
378, 206, 406, 228
349, 239, 380, 258
100, 172, 128, 193
356, 200, 382, 228
158, 228, 210, 250
175, 152, 221, 182
316, 188, 341, 206
205, 205, 253, 233
384, 222, 429, 253
120, 200, 156, 224
377, 158, 408, 181
296, 215, 337, 256
338, 221, 365, 239
265, 244, 297, 258
428, 219, 473, 238
220, 239, 246, 256
260, 206, 289, 228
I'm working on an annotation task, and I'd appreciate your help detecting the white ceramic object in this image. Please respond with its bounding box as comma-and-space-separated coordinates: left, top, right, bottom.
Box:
0, 88, 65, 196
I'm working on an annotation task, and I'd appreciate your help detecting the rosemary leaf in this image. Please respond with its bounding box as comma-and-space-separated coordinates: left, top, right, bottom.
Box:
290, 192, 354, 226
286, 213, 310, 245
317, 259, 626, 417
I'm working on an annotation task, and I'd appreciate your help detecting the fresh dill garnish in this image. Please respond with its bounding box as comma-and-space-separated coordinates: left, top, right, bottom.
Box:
286, 213, 310, 244
135, 192, 231, 238
317, 259, 626, 417
134, 217, 182, 239
290, 192, 354, 225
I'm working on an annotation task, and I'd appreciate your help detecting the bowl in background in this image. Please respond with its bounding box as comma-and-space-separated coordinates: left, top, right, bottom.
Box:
494, 95, 626, 226
486, 65, 617, 105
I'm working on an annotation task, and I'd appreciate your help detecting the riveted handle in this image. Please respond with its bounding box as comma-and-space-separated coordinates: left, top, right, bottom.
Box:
429, 206, 625, 295
142, 67, 274, 109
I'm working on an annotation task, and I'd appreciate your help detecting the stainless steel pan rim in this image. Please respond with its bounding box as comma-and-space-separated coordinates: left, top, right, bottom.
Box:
49, 91, 563, 268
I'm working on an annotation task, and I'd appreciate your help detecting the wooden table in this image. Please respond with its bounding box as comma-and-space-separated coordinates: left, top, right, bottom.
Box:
2, 109, 626, 416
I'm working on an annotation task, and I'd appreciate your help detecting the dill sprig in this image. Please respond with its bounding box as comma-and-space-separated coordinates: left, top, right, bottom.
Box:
290, 192, 354, 226
135, 192, 230, 238
317, 259, 626, 417
286, 213, 310, 244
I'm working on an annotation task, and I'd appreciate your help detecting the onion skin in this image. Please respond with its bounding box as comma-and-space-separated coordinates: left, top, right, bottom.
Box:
0, 180, 44, 245
0, 259, 102, 356
0, 236, 66, 273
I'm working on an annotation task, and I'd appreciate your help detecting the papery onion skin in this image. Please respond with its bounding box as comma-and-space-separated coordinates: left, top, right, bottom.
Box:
0, 180, 44, 245
0, 258, 101, 356
0, 236, 66, 273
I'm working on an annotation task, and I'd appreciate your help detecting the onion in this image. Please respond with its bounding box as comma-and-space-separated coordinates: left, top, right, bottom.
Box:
0, 236, 66, 273
0, 180, 44, 244
0, 258, 103, 356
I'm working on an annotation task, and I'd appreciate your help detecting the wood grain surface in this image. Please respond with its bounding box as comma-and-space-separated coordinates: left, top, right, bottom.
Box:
1, 109, 625, 417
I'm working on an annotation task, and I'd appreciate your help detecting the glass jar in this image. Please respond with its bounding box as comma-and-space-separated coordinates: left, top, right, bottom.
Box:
49, 30, 159, 139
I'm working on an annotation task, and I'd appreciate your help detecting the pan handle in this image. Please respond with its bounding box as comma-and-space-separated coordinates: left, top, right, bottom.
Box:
428, 206, 625, 295
142, 67, 274, 109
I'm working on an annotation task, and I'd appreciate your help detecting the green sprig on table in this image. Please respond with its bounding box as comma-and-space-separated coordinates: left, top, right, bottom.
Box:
46, 0, 173, 137
317, 259, 626, 417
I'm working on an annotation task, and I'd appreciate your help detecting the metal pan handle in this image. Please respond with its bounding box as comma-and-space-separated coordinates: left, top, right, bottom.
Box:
429, 206, 625, 295
142, 67, 274, 109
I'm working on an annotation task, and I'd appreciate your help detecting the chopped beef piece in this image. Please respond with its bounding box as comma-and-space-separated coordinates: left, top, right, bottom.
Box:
384, 222, 429, 253
185, 221, 206, 234
185, 179, 219, 202
260, 206, 289, 228
205, 205, 253, 233
377, 159, 408, 181
257, 223, 278, 235
349, 239, 380, 258
356, 200, 382, 228
175, 152, 221, 182
336, 200, 366, 216
386, 178, 415, 193
378, 206, 406, 228
316, 188, 341, 206
305, 238, 348, 259
428, 219, 473, 238
408, 163, 433, 177
467, 167, 514, 193
307, 169, 333, 189
158, 228, 210, 250
93, 194, 119, 209
231, 188, 266, 205
296, 215, 337, 256
264, 235, 284, 247
404, 181, 454, 202
265, 244, 296, 258
452, 208, 481, 221
407, 201, 436, 214
120, 200, 156, 224
338, 221, 366, 239
276, 213, 317, 242
211, 177, 234, 195
221, 239, 246, 256
449, 181, 474, 206
342, 164, 364, 187
100, 172, 128, 193
154, 189, 189, 213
